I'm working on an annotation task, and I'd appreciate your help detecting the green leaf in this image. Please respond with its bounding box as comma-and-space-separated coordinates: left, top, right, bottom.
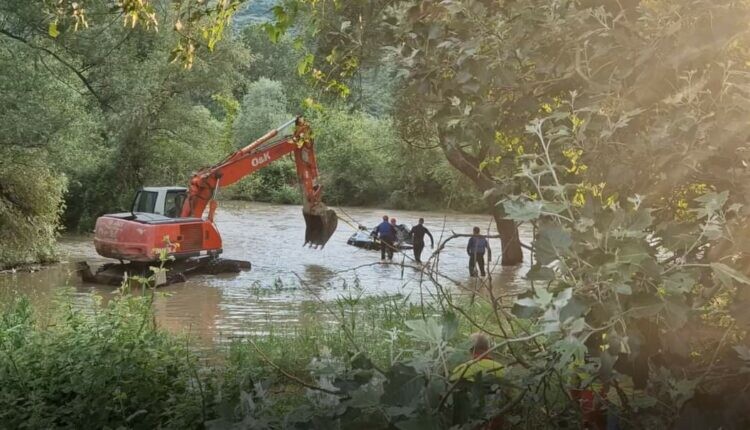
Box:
405, 318, 443, 344
616, 242, 651, 265
615, 283, 632, 295
298, 53, 314, 76
566, 317, 586, 334
627, 294, 664, 318
711, 262, 750, 286
733, 345, 750, 362
382, 364, 423, 407
694, 191, 729, 218
560, 297, 588, 322
664, 298, 689, 329
349, 382, 382, 408
610, 208, 653, 238
385, 406, 416, 419
503, 200, 543, 221
663, 272, 695, 295
631, 394, 659, 410
516, 297, 539, 308
553, 338, 586, 366
441, 313, 459, 341
535, 223, 572, 265
48, 21, 59, 38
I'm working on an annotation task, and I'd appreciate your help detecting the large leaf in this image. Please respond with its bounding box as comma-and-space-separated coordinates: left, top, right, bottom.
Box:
693, 191, 729, 219
627, 294, 664, 319
381, 364, 423, 407
711, 262, 750, 286
610, 208, 653, 239
553, 338, 587, 367
503, 200, 543, 221
405, 318, 443, 345
535, 223, 572, 265
663, 272, 696, 295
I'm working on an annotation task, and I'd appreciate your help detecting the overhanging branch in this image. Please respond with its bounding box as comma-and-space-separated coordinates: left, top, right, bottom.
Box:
0, 28, 107, 109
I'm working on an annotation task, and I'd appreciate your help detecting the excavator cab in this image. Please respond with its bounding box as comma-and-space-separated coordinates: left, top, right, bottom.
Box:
131, 187, 188, 218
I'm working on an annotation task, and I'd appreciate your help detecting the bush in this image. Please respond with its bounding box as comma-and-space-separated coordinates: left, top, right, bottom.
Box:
0, 154, 67, 269
0, 292, 207, 429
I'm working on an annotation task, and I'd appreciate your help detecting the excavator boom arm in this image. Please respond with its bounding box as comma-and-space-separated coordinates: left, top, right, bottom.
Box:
180, 117, 337, 247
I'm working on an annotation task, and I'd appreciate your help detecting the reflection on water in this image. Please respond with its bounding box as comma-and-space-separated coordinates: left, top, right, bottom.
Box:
0, 202, 531, 344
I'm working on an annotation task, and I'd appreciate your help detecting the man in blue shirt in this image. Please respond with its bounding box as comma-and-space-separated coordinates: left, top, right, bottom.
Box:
467, 226, 491, 277
372, 215, 396, 261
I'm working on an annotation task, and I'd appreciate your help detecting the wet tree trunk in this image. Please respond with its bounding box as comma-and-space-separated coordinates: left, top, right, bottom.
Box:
438, 137, 523, 266
492, 208, 523, 266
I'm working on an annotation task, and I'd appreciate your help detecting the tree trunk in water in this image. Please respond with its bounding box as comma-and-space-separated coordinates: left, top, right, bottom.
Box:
437, 132, 524, 266
493, 208, 523, 266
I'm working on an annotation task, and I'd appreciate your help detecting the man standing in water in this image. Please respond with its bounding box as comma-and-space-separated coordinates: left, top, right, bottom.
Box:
467, 226, 491, 277
410, 218, 434, 264
372, 215, 396, 261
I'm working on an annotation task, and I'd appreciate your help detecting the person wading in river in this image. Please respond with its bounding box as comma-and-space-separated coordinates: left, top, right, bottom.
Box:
410, 218, 434, 264
372, 215, 396, 262
467, 226, 491, 277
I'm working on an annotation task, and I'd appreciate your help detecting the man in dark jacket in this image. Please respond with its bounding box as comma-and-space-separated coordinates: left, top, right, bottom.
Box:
410, 218, 434, 263
372, 215, 396, 261
467, 226, 491, 277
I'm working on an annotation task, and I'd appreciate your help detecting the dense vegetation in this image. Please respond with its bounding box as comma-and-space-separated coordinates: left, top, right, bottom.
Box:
0, 274, 489, 427
4, 0, 750, 428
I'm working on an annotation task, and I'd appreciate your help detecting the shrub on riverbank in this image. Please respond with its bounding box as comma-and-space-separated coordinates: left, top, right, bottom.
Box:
0, 159, 66, 270
0, 292, 207, 429
0, 286, 528, 429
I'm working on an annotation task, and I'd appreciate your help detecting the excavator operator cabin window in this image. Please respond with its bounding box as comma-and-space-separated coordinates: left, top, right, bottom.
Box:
165, 190, 186, 218
133, 191, 157, 213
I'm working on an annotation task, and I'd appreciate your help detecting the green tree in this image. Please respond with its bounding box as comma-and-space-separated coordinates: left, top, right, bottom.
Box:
0, 0, 251, 266
235, 78, 291, 146
311, 109, 393, 206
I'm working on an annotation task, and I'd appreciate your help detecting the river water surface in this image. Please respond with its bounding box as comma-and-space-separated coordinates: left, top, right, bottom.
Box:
0, 202, 531, 344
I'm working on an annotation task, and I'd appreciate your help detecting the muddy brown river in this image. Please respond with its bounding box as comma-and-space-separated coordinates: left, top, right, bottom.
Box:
0, 202, 531, 344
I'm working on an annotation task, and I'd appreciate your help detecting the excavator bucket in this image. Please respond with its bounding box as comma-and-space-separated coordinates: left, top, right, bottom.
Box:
303, 208, 338, 248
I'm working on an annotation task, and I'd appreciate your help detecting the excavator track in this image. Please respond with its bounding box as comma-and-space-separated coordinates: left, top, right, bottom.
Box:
77, 257, 251, 287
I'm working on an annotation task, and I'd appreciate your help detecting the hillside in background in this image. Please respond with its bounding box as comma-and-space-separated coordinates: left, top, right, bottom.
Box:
233, 0, 276, 28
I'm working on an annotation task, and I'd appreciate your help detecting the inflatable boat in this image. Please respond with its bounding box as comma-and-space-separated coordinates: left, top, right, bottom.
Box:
346, 224, 413, 250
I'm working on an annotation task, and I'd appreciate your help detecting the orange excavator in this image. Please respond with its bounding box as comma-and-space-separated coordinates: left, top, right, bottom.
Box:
80, 117, 337, 285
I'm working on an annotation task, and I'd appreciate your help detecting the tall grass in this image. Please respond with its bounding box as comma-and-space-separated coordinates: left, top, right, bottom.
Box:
0, 284, 498, 428
0, 290, 208, 429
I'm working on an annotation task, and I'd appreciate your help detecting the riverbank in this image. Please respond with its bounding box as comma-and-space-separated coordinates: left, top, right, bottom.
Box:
1, 282, 527, 429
